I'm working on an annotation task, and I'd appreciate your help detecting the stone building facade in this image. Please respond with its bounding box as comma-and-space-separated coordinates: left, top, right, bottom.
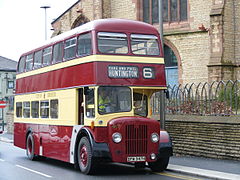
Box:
51, 0, 240, 85
0, 56, 17, 133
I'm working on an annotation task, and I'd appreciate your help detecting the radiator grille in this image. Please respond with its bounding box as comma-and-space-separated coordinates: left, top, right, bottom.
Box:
125, 124, 148, 155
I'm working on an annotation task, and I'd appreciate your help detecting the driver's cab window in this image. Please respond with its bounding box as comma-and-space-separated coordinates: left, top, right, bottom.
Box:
133, 92, 148, 117
85, 88, 95, 118
98, 86, 131, 115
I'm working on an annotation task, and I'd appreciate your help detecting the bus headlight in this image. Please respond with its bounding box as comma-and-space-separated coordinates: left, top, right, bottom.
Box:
112, 132, 122, 143
151, 133, 159, 143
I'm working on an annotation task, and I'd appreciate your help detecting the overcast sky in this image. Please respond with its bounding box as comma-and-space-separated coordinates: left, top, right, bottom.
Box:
0, 0, 78, 61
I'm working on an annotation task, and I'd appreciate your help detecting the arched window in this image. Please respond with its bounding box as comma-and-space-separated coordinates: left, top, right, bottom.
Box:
71, 15, 90, 29
143, 0, 188, 24
164, 45, 179, 87
164, 45, 178, 67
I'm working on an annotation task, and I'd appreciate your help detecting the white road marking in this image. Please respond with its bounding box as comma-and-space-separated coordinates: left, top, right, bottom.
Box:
168, 164, 240, 180
16, 164, 52, 178
0, 159, 5, 162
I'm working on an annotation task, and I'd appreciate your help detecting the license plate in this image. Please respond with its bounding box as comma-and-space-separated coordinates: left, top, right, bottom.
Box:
127, 156, 146, 162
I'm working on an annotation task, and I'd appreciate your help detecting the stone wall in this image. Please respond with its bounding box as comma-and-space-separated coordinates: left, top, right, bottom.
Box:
165, 31, 210, 84
6, 111, 13, 134
163, 0, 212, 85
165, 115, 240, 161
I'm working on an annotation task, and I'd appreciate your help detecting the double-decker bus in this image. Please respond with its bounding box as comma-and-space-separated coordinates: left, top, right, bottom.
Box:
14, 18, 172, 174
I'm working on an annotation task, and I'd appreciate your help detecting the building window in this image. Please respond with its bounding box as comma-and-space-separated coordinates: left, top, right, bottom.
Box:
143, 0, 188, 24
164, 45, 178, 67
31, 101, 39, 118
8, 81, 14, 89
50, 99, 58, 119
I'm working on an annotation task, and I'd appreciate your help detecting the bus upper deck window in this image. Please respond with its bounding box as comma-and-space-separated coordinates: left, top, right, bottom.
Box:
53, 42, 63, 64
77, 33, 92, 57
43, 46, 52, 66
34, 50, 42, 69
25, 54, 33, 71
18, 56, 26, 73
98, 32, 128, 54
64, 37, 77, 60
131, 34, 160, 56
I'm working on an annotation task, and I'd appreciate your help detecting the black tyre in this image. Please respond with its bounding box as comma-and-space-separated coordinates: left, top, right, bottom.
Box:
26, 133, 37, 160
77, 137, 95, 175
149, 157, 169, 172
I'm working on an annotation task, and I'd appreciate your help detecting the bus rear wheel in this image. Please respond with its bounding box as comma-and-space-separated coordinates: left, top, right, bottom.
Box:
77, 137, 95, 175
26, 133, 37, 160
148, 157, 169, 172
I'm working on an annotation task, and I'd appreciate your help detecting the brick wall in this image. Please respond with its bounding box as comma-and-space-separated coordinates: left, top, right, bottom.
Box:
163, 0, 212, 85
52, 0, 138, 35
165, 115, 240, 161
165, 32, 210, 84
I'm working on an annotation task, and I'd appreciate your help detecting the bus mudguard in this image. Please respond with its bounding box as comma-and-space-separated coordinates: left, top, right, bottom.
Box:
158, 130, 173, 158
71, 126, 111, 164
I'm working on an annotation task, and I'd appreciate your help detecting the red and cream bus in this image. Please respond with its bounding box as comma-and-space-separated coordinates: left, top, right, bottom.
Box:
14, 18, 172, 174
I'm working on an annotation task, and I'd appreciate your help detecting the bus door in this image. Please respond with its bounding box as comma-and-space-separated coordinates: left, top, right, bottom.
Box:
78, 88, 84, 125
84, 87, 95, 119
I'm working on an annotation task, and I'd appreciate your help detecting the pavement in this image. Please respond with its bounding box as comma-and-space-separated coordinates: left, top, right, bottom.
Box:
1, 132, 240, 180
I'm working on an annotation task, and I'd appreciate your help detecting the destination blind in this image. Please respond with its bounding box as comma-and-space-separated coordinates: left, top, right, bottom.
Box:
108, 65, 139, 79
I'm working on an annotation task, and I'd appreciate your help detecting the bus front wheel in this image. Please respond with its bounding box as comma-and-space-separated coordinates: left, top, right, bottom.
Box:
77, 137, 95, 175
148, 157, 169, 172
26, 133, 37, 160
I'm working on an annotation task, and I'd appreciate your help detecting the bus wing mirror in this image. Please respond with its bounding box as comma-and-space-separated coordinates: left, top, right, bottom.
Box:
84, 87, 90, 95
165, 90, 169, 99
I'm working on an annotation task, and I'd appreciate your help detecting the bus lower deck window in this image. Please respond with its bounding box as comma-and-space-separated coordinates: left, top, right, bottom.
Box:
23, 102, 30, 118
50, 99, 58, 119
16, 102, 23, 117
40, 101, 49, 118
31, 101, 39, 118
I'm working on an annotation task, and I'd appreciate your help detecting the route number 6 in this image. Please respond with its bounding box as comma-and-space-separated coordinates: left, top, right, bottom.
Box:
143, 67, 155, 79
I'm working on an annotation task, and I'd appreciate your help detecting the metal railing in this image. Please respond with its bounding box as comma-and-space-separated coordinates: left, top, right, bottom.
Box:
152, 80, 240, 116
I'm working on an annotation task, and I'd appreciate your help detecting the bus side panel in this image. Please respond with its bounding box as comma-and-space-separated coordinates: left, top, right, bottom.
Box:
41, 125, 73, 162
16, 63, 95, 94
14, 122, 27, 149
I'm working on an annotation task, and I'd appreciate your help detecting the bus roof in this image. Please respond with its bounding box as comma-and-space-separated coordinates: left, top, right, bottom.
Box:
20, 19, 159, 57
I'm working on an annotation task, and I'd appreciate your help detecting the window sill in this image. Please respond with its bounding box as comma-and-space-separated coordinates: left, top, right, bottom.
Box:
153, 21, 190, 32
